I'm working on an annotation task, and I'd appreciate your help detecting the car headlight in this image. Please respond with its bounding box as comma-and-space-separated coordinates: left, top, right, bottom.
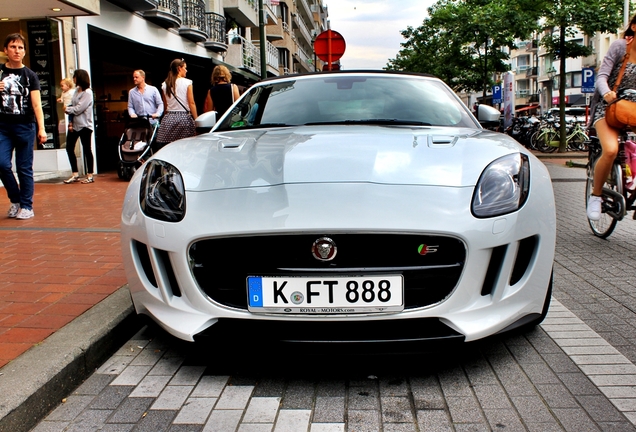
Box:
139, 160, 185, 222
472, 153, 529, 218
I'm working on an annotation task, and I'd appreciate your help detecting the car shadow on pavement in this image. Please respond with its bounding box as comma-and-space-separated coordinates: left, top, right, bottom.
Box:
136, 319, 516, 381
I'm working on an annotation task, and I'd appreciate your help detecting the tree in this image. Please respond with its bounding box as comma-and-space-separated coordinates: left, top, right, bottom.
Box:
387, 0, 543, 98
540, 0, 623, 152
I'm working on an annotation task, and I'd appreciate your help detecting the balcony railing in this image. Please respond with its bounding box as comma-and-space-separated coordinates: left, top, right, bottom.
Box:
143, 0, 181, 28
515, 65, 531, 75
181, 0, 205, 30
158, 0, 178, 14
296, 0, 313, 23
204, 12, 228, 52
253, 39, 279, 70
292, 12, 313, 46
179, 0, 207, 42
225, 34, 262, 75
525, 66, 538, 77
295, 44, 312, 71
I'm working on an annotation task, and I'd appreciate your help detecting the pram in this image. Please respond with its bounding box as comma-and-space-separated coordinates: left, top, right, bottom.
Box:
117, 116, 158, 181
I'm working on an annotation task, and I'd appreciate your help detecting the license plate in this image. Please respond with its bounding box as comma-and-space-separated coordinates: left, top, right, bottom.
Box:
247, 275, 403, 314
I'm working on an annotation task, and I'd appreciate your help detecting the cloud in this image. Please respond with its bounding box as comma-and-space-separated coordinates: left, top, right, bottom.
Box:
326, 0, 432, 69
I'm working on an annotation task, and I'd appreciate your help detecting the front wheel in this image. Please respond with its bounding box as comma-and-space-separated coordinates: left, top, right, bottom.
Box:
586, 158, 621, 238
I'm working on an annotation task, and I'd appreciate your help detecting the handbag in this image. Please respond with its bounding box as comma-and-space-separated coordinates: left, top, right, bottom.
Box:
605, 43, 636, 129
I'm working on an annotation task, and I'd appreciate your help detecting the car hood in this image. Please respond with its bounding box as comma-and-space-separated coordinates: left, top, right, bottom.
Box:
154, 125, 527, 191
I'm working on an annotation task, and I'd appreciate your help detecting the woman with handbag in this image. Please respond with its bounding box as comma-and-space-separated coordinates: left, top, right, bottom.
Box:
587, 14, 636, 220
156, 59, 197, 149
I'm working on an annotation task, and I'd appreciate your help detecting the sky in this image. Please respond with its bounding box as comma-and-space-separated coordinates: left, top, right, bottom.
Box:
325, 1, 433, 70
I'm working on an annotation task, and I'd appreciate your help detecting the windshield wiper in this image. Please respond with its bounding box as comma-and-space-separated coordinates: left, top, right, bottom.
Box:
304, 119, 432, 126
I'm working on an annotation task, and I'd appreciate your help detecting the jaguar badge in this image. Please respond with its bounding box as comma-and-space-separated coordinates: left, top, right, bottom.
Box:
311, 237, 337, 261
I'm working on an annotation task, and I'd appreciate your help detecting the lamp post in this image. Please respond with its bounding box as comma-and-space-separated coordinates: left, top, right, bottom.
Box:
547, 66, 556, 110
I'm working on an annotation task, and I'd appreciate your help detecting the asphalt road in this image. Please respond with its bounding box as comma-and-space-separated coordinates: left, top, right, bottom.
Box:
30, 161, 636, 432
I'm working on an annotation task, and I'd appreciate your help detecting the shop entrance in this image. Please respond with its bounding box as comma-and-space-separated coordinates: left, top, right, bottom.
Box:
87, 26, 258, 172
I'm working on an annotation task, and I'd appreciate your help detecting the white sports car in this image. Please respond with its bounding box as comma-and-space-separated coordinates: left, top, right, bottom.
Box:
121, 71, 556, 345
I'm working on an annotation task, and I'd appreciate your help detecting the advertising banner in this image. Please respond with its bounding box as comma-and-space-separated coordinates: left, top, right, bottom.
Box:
27, 20, 58, 149
503, 72, 514, 129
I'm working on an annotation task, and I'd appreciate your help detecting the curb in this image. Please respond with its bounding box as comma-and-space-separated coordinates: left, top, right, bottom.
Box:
0, 286, 141, 432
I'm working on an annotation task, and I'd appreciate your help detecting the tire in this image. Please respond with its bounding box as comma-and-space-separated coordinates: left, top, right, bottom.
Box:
535, 130, 558, 153
586, 157, 621, 238
513, 269, 553, 333
568, 131, 589, 151
117, 162, 126, 180
123, 165, 136, 181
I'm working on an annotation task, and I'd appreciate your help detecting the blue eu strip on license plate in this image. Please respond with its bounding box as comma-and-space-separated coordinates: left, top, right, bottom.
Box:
248, 277, 263, 307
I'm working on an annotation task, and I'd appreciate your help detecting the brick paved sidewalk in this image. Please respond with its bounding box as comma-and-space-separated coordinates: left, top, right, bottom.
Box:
0, 173, 129, 368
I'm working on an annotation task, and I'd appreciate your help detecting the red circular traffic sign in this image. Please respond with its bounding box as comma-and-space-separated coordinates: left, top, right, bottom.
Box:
314, 30, 346, 63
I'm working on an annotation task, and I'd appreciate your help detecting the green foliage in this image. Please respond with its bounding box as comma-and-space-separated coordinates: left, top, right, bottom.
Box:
387, 0, 625, 98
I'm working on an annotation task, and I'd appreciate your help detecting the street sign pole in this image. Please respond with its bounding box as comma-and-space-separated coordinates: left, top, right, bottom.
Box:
259, 0, 267, 79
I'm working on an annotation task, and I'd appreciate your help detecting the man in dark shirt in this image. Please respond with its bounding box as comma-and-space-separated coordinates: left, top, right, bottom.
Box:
0, 33, 47, 220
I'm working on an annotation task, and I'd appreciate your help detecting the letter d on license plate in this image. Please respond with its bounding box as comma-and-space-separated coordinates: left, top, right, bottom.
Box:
247, 275, 403, 314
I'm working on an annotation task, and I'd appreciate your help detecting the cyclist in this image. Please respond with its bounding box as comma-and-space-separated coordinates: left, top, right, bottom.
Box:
587, 14, 636, 220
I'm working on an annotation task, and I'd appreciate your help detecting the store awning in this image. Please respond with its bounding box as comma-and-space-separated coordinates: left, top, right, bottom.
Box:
515, 105, 540, 112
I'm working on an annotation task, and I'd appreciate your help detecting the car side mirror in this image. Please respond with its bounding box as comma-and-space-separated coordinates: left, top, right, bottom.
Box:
477, 105, 501, 129
195, 111, 217, 134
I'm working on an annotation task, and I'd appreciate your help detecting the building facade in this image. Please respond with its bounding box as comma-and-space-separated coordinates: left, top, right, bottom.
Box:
0, 0, 328, 175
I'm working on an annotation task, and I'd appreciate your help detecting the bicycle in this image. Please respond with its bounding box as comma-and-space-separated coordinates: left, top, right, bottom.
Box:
532, 118, 560, 153
565, 121, 589, 151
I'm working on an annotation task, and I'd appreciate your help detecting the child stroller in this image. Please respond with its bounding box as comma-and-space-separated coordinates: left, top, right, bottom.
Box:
117, 116, 158, 181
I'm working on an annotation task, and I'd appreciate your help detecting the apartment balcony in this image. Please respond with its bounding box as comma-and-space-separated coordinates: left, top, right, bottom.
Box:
293, 43, 313, 73
253, 39, 281, 76
292, 12, 313, 46
263, 0, 278, 25
143, 0, 181, 28
108, 0, 157, 12
525, 66, 538, 78
224, 0, 258, 28
179, 0, 207, 43
514, 65, 531, 75
296, 0, 313, 23
226, 35, 261, 76
204, 12, 228, 52
515, 89, 531, 98
526, 39, 539, 52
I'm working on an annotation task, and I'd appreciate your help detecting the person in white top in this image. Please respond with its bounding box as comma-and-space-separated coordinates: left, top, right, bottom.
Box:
156, 59, 197, 149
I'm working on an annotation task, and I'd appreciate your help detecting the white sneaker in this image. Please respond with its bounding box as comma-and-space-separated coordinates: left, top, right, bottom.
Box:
7, 203, 19, 218
15, 208, 34, 220
587, 195, 602, 221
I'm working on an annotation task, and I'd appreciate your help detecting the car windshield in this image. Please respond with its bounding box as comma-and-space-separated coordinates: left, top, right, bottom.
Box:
214, 74, 478, 131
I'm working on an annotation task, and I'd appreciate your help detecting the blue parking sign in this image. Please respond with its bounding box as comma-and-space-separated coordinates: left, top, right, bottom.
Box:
492, 85, 502, 103
582, 68, 595, 93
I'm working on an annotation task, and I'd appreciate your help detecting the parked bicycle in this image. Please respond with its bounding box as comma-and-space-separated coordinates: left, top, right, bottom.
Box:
533, 117, 589, 153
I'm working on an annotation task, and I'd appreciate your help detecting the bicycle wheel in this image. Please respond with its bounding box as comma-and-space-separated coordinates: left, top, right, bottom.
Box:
568, 131, 589, 151
586, 158, 621, 238
536, 130, 558, 153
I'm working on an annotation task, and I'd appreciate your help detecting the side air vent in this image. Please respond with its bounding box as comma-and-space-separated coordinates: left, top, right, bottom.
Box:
155, 249, 182, 297
133, 240, 157, 288
510, 236, 537, 286
481, 245, 507, 296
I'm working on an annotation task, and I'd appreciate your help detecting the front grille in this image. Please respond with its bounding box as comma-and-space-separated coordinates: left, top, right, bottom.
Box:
189, 234, 466, 310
